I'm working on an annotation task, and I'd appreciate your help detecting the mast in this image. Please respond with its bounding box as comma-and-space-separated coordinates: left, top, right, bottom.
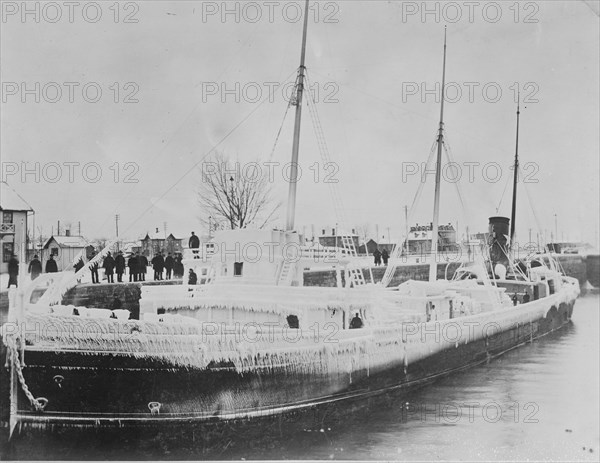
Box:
428, 27, 448, 282
510, 92, 520, 245
285, 0, 310, 231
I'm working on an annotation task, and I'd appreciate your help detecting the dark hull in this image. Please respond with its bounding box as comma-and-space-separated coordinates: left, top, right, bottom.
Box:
586, 254, 600, 288
0, 299, 575, 449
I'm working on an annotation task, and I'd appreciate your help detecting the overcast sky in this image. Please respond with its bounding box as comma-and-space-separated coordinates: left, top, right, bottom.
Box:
1, 0, 598, 246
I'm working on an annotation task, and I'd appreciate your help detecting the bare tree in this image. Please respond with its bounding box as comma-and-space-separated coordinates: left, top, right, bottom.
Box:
198, 153, 280, 230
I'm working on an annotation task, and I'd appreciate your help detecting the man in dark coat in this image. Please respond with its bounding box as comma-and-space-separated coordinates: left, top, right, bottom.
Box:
128, 253, 138, 282
89, 252, 100, 284
174, 253, 184, 278
28, 255, 42, 280
373, 248, 382, 266
137, 252, 148, 281
115, 251, 126, 283
189, 232, 200, 249
45, 255, 58, 273
164, 252, 174, 280
103, 252, 116, 283
381, 248, 390, 266
188, 269, 198, 285
151, 252, 165, 281
7, 254, 19, 288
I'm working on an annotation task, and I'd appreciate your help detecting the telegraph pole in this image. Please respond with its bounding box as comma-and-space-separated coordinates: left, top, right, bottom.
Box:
115, 214, 120, 237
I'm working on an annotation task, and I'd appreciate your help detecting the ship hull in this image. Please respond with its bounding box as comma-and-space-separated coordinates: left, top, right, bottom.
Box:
0, 292, 576, 444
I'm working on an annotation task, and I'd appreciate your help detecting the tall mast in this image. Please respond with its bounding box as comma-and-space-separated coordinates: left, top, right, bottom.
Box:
510, 92, 520, 245
285, 0, 310, 231
428, 27, 447, 282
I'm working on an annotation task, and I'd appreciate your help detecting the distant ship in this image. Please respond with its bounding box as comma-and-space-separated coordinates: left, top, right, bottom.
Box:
0, 3, 579, 442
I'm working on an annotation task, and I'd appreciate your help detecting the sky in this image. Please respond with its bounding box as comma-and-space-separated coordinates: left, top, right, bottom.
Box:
1, 0, 599, 247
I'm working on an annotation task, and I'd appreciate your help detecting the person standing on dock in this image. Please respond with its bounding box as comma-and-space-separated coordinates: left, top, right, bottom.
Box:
90, 252, 100, 284
115, 251, 126, 283
164, 252, 174, 280
128, 253, 138, 282
45, 254, 58, 273
373, 248, 382, 266
7, 254, 19, 288
138, 252, 148, 281
28, 255, 42, 280
152, 252, 165, 281
381, 248, 389, 266
103, 252, 116, 283
174, 253, 184, 278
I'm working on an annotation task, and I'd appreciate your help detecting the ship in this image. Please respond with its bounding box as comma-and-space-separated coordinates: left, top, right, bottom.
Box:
0, 2, 579, 444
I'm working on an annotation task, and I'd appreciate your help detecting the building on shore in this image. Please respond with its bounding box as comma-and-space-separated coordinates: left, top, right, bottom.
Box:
358, 239, 395, 255
42, 233, 93, 271
139, 229, 183, 257
0, 181, 34, 273
407, 222, 457, 254
317, 228, 360, 251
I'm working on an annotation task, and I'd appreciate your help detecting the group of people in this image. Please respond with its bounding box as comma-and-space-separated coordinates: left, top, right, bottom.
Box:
372, 248, 390, 266
6, 254, 61, 288
87, 250, 186, 284
5, 249, 189, 289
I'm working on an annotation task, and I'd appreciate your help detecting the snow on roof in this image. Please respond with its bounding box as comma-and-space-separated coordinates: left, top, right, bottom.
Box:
142, 229, 180, 241
0, 181, 34, 212
43, 235, 89, 249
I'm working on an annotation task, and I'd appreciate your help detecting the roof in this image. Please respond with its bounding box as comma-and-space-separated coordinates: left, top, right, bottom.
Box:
43, 235, 89, 249
142, 230, 180, 241
0, 181, 34, 212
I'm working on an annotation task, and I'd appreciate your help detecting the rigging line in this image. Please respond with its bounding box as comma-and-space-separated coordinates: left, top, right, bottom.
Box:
307, 68, 432, 123
522, 174, 544, 236
381, 140, 437, 287
267, 81, 296, 162
495, 166, 513, 214
121, 87, 282, 236
441, 137, 467, 214
97, 22, 266, 234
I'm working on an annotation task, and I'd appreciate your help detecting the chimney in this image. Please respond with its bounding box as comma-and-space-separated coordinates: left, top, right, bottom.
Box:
65, 229, 71, 237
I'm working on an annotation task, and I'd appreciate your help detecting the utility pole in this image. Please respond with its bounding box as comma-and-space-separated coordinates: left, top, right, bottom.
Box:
554, 214, 558, 243
163, 221, 167, 239
115, 214, 120, 237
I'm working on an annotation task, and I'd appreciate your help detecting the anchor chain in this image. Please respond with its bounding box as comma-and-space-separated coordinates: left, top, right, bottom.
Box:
8, 340, 48, 412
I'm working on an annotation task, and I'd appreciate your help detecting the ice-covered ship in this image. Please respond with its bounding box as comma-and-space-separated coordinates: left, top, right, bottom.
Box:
0, 3, 579, 441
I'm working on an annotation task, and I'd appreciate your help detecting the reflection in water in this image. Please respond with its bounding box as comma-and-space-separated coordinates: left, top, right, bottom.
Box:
3, 294, 599, 461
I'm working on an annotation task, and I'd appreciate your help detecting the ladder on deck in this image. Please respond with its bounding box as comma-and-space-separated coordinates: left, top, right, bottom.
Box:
278, 259, 293, 286
339, 235, 368, 288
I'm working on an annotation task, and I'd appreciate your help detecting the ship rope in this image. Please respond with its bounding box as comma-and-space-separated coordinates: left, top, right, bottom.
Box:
6, 336, 47, 412
304, 70, 366, 286
267, 87, 294, 162
381, 138, 437, 288
441, 136, 467, 215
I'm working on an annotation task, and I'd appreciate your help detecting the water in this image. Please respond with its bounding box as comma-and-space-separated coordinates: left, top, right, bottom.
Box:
3, 293, 599, 461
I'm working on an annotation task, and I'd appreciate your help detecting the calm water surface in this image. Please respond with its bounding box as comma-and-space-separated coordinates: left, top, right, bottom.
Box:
4, 293, 599, 461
